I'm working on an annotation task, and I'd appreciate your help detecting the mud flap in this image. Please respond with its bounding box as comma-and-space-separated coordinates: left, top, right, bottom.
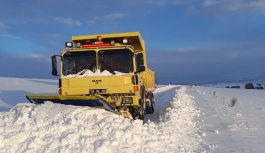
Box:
26, 94, 115, 111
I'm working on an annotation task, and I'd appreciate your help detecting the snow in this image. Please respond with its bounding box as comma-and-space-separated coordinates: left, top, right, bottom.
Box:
1, 77, 265, 152
187, 86, 265, 152
62, 70, 130, 78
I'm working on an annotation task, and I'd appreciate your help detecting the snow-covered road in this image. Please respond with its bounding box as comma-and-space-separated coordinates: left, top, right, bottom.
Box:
144, 85, 181, 123
188, 86, 265, 153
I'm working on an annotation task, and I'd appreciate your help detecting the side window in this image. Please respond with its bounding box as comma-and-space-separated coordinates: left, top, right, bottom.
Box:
137, 53, 144, 65
136, 53, 144, 72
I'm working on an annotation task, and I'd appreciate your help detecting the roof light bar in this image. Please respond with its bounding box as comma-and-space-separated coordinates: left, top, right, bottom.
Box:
83, 43, 110, 48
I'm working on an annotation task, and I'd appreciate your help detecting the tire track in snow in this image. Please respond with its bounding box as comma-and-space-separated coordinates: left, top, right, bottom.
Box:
154, 85, 182, 111
144, 85, 181, 122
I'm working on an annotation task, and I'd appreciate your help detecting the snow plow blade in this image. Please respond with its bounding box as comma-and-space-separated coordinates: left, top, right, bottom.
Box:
26, 94, 115, 111
26, 94, 133, 119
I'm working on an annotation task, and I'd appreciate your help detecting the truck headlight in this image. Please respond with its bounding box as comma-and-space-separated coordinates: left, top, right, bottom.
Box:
122, 97, 133, 104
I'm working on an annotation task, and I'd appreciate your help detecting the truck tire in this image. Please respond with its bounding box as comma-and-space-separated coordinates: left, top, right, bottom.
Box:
146, 93, 154, 114
129, 106, 140, 120
140, 89, 146, 119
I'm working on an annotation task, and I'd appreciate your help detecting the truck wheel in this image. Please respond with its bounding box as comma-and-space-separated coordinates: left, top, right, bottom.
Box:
150, 93, 155, 113
129, 106, 140, 120
139, 88, 146, 120
130, 86, 146, 120
146, 93, 154, 114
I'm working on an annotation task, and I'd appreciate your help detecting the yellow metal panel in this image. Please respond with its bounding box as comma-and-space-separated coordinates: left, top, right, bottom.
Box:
60, 75, 136, 95
72, 31, 141, 40
72, 31, 144, 51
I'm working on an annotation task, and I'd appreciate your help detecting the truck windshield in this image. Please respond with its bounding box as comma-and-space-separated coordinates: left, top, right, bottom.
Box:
62, 51, 96, 75
98, 49, 133, 73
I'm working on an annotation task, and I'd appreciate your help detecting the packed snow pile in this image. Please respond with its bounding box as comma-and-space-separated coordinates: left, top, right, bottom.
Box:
62, 70, 130, 78
2, 77, 265, 152
0, 86, 201, 153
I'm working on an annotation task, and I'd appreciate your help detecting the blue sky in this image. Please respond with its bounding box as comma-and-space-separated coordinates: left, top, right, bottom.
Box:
1, 0, 265, 84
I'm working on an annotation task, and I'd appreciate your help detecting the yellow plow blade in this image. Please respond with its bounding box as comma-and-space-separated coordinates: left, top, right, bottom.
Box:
26, 94, 133, 119
26, 94, 115, 111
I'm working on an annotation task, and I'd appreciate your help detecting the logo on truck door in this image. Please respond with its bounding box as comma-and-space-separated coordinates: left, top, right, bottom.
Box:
92, 80, 102, 84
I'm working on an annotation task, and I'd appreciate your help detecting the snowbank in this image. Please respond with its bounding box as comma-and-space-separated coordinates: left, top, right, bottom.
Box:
2, 77, 265, 153
0, 86, 201, 153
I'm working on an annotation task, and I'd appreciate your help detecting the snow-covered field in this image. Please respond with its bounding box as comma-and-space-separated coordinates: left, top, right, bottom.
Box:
1, 77, 265, 152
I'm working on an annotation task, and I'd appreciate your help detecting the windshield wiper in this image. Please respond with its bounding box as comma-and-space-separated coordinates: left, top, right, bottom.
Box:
79, 69, 88, 75
100, 61, 116, 75
88, 63, 96, 73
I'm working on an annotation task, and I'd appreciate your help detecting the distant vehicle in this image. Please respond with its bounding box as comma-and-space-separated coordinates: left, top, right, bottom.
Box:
26, 32, 156, 120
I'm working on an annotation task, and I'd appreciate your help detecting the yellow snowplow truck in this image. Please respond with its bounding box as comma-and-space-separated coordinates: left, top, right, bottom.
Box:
26, 32, 156, 120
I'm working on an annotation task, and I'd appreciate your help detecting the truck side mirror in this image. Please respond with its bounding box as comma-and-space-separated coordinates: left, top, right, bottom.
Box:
52, 55, 58, 76
52, 69, 57, 76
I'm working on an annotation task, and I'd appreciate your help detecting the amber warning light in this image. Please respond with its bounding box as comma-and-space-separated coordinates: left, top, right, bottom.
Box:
97, 36, 102, 42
